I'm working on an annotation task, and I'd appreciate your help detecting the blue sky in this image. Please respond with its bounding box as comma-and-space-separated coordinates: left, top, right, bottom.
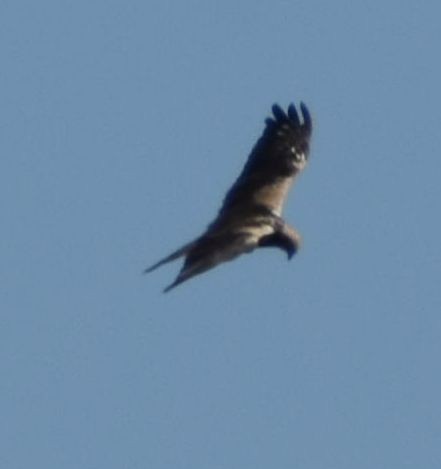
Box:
1, 1, 441, 468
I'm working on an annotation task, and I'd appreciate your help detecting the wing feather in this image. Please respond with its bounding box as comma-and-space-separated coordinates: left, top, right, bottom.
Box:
144, 240, 196, 273
163, 232, 257, 292
219, 102, 312, 216
287, 103, 300, 125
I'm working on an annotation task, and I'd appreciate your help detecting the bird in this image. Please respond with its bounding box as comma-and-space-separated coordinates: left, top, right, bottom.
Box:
145, 102, 312, 292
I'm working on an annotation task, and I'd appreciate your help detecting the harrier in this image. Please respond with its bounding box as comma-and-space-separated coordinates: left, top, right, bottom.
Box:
145, 102, 312, 292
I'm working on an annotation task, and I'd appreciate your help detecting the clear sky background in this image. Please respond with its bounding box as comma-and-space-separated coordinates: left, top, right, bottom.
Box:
1, 1, 441, 468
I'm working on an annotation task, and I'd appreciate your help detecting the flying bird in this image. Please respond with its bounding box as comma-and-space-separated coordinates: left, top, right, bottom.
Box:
145, 102, 312, 292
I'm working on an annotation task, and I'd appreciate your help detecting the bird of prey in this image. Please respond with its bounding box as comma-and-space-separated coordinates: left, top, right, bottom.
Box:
145, 102, 312, 292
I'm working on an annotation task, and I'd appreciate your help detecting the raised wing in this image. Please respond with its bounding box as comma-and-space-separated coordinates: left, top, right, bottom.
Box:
219, 102, 312, 217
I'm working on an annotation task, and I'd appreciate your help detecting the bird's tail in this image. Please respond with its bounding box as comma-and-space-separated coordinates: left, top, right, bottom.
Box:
143, 240, 196, 274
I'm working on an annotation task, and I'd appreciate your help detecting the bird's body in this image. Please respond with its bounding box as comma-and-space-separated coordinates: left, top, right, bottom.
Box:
145, 102, 312, 292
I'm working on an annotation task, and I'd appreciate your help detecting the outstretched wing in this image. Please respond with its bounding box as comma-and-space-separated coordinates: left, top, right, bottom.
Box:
219, 102, 312, 217
164, 229, 262, 293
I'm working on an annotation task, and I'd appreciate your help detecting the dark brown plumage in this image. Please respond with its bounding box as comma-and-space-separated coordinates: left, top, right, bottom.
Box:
145, 102, 313, 292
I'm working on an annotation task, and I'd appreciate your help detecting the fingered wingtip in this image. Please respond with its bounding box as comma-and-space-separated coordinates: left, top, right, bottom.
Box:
272, 103, 287, 122
287, 103, 300, 125
270, 102, 311, 133
299, 102, 312, 133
